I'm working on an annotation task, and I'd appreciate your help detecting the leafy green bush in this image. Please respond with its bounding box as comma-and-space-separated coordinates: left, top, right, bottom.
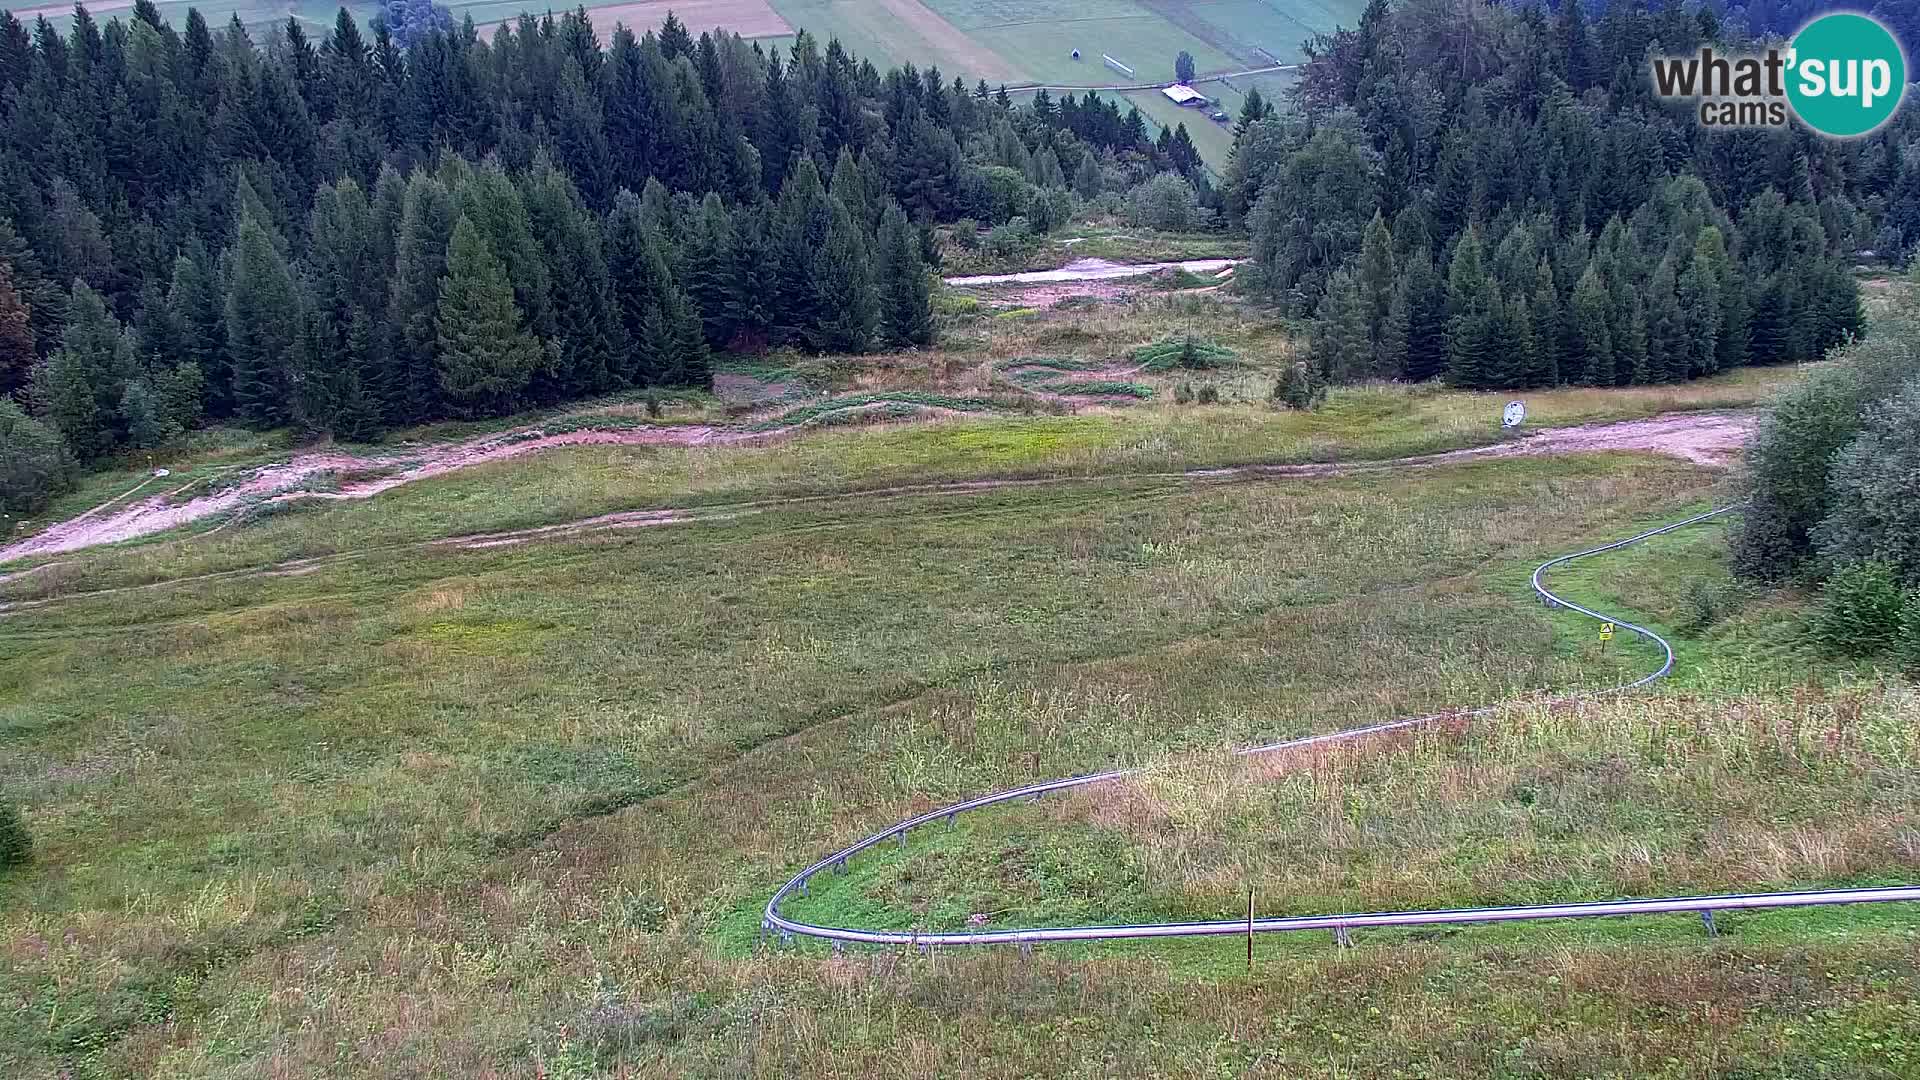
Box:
983, 218, 1033, 258
1812, 559, 1908, 657
1195, 383, 1220, 404
1173, 381, 1194, 405
1733, 325, 1920, 582
1125, 173, 1210, 232
1272, 361, 1327, 410
1814, 376, 1920, 584
0, 397, 74, 513
0, 796, 29, 869
949, 219, 981, 250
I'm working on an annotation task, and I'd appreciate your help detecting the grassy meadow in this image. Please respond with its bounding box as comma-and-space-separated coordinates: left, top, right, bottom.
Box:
4, 407, 1919, 1076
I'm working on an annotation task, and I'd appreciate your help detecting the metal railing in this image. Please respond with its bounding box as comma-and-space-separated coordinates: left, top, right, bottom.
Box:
762, 505, 1920, 950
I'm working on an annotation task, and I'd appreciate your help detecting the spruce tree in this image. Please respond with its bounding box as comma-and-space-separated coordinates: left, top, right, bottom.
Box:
166, 251, 226, 417
685, 193, 741, 351
1379, 277, 1411, 380
435, 215, 540, 416
0, 257, 32, 396
31, 282, 132, 462
1445, 227, 1500, 389
1527, 258, 1560, 387
808, 200, 878, 354
1357, 212, 1396, 372
385, 173, 456, 423
524, 161, 620, 401
1644, 255, 1685, 383
223, 208, 300, 427
1397, 247, 1447, 382
1311, 267, 1371, 382
876, 202, 933, 348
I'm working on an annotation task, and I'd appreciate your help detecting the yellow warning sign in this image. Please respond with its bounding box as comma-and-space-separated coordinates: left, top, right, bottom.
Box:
1599, 622, 1615, 641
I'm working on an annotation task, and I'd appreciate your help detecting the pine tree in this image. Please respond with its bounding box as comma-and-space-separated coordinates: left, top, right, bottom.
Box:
223, 207, 300, 427
435, 215, 540, 416
876, 201, 933, 348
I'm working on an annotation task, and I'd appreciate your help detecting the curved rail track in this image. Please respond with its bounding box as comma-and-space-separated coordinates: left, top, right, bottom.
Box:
762, 505, 1920, 951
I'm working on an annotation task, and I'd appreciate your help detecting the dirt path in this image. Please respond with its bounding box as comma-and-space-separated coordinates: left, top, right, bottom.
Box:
0, 404, 961, 565
0, 412, 1755, 617
946, 257, 1244, 288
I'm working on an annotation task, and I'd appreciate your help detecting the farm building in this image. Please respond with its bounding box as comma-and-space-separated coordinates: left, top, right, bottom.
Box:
1161, 84, 1209, 107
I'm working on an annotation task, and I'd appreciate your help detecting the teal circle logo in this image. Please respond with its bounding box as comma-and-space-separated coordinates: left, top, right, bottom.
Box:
1786, 13, 1907, 138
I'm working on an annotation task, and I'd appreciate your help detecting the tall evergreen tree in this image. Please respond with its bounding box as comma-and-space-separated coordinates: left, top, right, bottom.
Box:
875, 202, 933, 349
0, 257, 33, 396
1445, 227, 1500, 389
435, 215, 540, 416
223, 207, 300, 427
385, 173, 456, 423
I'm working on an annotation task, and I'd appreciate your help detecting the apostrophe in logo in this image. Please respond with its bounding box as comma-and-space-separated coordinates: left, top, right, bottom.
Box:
1786, 13, 1906, 137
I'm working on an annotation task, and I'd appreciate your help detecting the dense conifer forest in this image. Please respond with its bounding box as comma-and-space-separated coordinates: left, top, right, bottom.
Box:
1261, 0, 1917, 391
0, 0, 1916, 488
0, 0, 1194, 461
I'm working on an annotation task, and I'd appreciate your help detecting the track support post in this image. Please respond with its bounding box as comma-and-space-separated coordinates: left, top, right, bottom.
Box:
1700, 909, 1718, 937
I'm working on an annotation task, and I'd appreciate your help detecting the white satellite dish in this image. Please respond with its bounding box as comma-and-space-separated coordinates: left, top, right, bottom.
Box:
1502, 400, 1526, 428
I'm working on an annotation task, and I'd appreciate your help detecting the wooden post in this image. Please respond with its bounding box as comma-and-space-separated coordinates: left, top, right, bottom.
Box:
1246, 885, 1255, 973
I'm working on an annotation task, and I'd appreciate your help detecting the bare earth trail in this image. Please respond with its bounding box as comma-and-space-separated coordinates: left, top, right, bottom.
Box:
0, 403, 963, 564
0, 411, 1754, 617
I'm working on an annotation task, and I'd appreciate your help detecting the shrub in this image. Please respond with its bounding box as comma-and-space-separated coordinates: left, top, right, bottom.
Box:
1681, 579, 1730, 633
0, 397, 74, 513
1195, 382, 1220, 404
1125, 173, 1211, 232
1027, 188, 1076, 235
984, 217, 1033, 258
1813, 376, 1920, 584
1133, 334, 1235, 372
1273, 361, 1327, 410
1812, 559, 1908, 657
950, 219, 981, 250
1900, 592, 1920, 669
1732, 325, 1920, 582
0, 796, 28, 869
